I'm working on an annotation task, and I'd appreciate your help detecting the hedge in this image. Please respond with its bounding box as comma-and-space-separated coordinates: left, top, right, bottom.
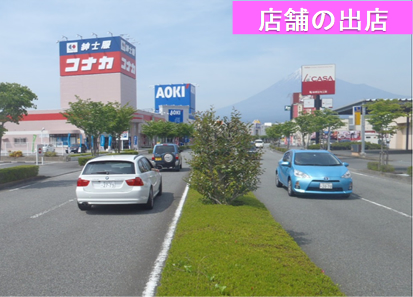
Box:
367, 162, 395, 173
0, 165, 39, 184
78, 156, 95, 166
408, 166, 412, 176
308, 142, 382, 150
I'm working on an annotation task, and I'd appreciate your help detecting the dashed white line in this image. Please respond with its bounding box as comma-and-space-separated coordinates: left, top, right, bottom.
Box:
351, 171, 370, 177
142, 184, 189, 297
361, 198, 412, 218
30, 199, 74, 219
9, 184, 33, 192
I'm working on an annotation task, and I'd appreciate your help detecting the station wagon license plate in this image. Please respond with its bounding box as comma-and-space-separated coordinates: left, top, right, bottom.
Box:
155, 157, 162, 161
319, 183, 333, 189
100, 181, 115, 188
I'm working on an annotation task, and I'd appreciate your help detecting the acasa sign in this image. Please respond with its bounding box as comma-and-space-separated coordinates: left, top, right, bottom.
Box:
155, 85, 186, 99
301, 64, 335, 95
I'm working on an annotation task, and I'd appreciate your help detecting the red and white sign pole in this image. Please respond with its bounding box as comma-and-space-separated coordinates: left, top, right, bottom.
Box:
302, 64, 336, 144
36, 144, 44, 165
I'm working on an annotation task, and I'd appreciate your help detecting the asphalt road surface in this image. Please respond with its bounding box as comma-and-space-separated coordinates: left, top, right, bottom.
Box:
1, 149, 411, 296
0, 152, 190, 296
255, 148, 412, 296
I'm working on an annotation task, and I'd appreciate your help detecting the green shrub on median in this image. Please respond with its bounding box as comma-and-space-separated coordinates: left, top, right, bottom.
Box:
156, 189, 344, 296
0, 165, 39, 184
408, 166, 412, 176
367, 162, 395, 172
78, 156, 95, 166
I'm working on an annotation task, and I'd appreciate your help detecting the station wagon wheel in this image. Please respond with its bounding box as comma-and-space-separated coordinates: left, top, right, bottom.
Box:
287, 179, 295, 197
145, 187, 154, 210
275, 171, 282, 188
157, 180, 163, 196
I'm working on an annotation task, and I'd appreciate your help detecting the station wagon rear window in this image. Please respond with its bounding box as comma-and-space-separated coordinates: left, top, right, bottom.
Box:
83, 161, 136, 175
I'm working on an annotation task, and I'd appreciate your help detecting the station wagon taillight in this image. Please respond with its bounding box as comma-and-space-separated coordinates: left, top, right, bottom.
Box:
77, 178, 90, 187
126, 177, 144, 186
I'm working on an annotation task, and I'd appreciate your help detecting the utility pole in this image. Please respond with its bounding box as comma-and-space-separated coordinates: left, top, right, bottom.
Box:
315, 95, 321, 144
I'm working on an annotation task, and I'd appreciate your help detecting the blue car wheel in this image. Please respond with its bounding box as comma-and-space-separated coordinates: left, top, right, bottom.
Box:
275, 171, 283, 188
287, 179, 295, 197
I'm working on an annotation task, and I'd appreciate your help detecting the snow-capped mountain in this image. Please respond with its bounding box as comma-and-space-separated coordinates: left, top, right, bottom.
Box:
215, 69, 409, 123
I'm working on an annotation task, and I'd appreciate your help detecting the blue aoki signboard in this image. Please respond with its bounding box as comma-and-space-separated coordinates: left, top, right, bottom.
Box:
154, 83, 196, 115
168, 109, 183, 123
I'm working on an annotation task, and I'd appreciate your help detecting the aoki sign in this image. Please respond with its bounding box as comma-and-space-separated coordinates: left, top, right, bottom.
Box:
168, 109, 183, 123
154, 83, 196, 115
155, 85, 186, 99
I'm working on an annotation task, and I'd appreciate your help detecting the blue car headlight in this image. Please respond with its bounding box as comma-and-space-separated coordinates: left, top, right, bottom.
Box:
294, 169, 310, 179
341, 170, 352, 178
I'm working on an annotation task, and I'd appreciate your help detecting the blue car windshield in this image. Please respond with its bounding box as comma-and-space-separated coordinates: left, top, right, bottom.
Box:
294, 152, 341, 166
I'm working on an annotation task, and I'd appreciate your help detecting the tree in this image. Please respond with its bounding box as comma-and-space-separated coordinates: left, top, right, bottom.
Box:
280, 121, 298, 149
313, 109, 345, 150
142, 119, 167, 146
366, 99, 406, 165
0, 83, 37, 160
174, 122, 194, 144
61, 96, 108, 156
294, 111, 317, 149
105, 102, 136, 153
187, 108, 263, 205
265, 123, 283, 146
142, 121, 194, 146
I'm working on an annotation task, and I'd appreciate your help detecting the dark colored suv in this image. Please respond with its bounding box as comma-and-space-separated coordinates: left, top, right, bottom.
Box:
70, 144, 87, 153
152, 143, 182, 171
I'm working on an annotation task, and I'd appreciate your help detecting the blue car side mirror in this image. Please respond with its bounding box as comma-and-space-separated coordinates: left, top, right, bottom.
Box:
343, 162, 349, 167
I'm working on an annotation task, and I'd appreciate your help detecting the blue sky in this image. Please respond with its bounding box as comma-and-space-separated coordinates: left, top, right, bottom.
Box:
0, 0, 411, 113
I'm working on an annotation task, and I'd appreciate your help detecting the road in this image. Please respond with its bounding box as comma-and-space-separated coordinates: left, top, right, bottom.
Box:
0, 152, 190, 296
1, 148, 411, 296
255, 147, 412, 296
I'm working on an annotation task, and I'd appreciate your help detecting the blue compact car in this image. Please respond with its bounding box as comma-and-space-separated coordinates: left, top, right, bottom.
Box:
275, 150, 353, 198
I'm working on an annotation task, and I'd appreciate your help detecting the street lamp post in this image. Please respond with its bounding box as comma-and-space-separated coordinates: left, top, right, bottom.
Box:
40, 127, 45, 147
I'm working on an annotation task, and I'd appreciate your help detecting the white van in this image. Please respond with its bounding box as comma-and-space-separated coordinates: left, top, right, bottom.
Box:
254, 139, 264, 149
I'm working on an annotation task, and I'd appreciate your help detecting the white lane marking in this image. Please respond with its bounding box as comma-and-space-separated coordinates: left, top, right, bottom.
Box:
142, 184, 190, 297
361, 198, 412, 219
351, 172, 370, 177
9, 184, 33, 192
30, 199, 74, 219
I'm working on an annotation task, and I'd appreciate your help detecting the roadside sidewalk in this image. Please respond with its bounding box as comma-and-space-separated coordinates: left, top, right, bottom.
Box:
332, 149, 412, 172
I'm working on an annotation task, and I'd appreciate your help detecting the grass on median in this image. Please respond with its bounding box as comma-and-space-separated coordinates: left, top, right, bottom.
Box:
156, 189, 345, 296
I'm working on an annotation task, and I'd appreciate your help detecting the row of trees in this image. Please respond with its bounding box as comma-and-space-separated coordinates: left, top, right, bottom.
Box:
62, 96, 136, 155
265, 99, 412, 165
141, 120, 194, 147
266, 108, 345, 149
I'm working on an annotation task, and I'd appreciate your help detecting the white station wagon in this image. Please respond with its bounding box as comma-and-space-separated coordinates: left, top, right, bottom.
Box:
76, 155, 162, 211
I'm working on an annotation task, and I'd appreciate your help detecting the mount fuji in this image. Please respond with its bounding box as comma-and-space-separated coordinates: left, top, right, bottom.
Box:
215, 69, 409, 123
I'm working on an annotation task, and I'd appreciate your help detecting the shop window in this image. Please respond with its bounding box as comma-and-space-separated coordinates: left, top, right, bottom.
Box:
14, 138, 27, 147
